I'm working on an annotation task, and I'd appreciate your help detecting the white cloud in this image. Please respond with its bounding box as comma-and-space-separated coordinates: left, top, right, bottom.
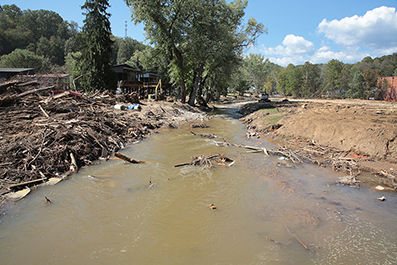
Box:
268, 56, 305, 66
254, 6, 397, 66
311, 47, 370, 64
317, 6, 397, 50
259, 34, 315, 65
262, 34, 315, 57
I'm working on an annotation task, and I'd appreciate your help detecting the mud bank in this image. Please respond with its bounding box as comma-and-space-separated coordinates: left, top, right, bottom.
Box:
239, 98, 397, 189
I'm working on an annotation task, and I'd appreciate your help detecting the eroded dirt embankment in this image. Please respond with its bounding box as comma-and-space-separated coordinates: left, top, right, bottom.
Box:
239, 98, 397, 189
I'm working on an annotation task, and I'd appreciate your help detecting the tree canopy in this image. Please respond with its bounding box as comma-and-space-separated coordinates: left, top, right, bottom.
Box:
125, 0, 266, 105
79, 0, 116, 92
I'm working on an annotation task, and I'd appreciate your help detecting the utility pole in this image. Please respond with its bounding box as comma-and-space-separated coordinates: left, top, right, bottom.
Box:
125, 21, 127, 38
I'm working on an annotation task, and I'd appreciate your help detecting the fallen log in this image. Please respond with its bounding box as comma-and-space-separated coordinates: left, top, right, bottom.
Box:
0, 80, 20, 90
17, 80, 39, 87
114, 152, 148, 164
9, 178, 46, 190
15, 85, 55, 98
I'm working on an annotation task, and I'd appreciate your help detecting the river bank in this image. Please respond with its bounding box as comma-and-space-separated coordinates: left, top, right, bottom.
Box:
238, 98, 397, 190
1, 81, 396, 197
0, 80, 209, 196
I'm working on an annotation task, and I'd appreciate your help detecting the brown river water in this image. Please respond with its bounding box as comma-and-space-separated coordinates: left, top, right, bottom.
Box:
0, 105, 396, 264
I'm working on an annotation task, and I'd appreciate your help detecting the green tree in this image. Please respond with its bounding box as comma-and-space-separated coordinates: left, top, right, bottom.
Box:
0, 48, 50, 72
277, 67, 288, 96
116, 37, 146, 65
125, 0, 264, 104
243, 54, 270, 95
349, 71, 366, 98
325, 59, 344, 95
288, 65, 303, 97
230, 61, 250, 96
80, 0, 116, 92
300, 61, 320, 97
186, 1, 264, 105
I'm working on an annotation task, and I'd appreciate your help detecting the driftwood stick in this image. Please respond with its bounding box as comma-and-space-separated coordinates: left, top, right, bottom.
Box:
262, 235, 282, 245
148, 181, 154, 189
378, 170, 396, 181
8, 178, 46, 190
17, 80, 39, 87
27, 129, 47, 168
114, 152, 147, 164
70, 152, 78, 172
15, 85, 55, 98
190, 131, 217, 139
174, 154, 222, 167
174, 162, 192, 167
39, 104, 50, 118
73, 72, 91, 91
285, 224, 310, 251
0, 80, 20, 90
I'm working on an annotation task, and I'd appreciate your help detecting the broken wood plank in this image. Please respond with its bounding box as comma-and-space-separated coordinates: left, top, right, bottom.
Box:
114, 152, 148, 164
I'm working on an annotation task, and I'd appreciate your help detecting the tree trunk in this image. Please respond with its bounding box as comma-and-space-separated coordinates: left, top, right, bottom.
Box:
188, 63, 204, 106
173, 46, 186, 103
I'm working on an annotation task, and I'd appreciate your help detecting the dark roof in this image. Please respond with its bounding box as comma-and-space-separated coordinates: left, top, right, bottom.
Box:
0, 68, 35, 73
112, 64, 143, 74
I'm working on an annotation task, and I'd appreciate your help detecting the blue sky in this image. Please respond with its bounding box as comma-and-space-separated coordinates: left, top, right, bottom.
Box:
5, 0, 397, 66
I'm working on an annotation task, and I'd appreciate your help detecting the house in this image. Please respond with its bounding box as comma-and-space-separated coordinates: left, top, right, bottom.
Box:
0, 68, 35, 80
378, 76, 397, 101
141, 72, 162, 96
141, 72, 160, 85
112, 64, 144, 93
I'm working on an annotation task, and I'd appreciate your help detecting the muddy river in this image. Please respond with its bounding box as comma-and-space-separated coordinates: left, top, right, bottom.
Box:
0, 106, 396, 264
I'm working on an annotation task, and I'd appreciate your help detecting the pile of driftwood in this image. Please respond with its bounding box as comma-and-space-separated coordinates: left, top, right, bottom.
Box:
0, 77, 156, 194
215, 137, 396, 190
174, 154, 235, 168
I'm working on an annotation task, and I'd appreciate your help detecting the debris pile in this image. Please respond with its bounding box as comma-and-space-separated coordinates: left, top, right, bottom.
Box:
0, 76, 207, 195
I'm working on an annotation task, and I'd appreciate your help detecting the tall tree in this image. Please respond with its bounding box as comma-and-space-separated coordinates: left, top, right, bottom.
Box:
126, 0, 190, 102
300, 61, 320, 97
325, 59, 344, 94
116, 37, 146, 65
80, 0, 116, 92
243, 54, 270, 95
125, 0, 264, 105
